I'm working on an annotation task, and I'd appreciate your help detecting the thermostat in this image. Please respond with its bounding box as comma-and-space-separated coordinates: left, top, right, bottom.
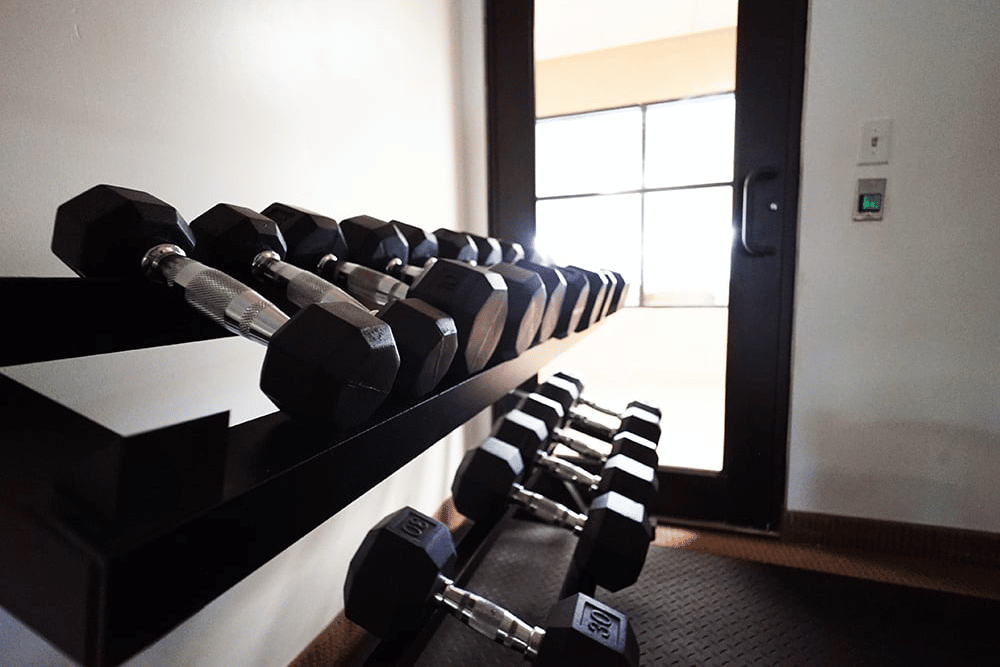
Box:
852, 178, 886, 221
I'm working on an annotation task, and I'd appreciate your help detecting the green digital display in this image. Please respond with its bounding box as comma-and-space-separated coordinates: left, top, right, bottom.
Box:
859, 193, 882, 212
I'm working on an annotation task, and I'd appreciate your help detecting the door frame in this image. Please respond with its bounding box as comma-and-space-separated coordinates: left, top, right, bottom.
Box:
485, 0, 809, 532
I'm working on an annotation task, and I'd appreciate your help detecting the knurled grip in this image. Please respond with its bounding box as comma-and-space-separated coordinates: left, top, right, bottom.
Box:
154, 249, 288, 344
255, 255, 366, 311
537, 451, 600, 489
319, 259, 410, 309
551, 431, 606, 461
566, 412, 615, 441
435, 577, 544, 658
510, 483, 587, 532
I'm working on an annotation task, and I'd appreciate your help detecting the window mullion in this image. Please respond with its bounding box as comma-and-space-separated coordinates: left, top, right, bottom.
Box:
640, 104, 648, 307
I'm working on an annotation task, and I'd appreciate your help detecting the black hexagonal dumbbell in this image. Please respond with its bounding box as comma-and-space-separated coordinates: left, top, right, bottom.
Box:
495, 237, 527, 264
528, 379, 661, 447
393, 222, 548, 361
212, 202, 459, 398
438, 229, 572, 349
388, 218, 439, 268
602, 270, 630, 313
334, 215, 508, 377
51, 185, 400, 428
344, 506, 640, 666
459, 235, 615, 336
566, 265, 611, 330
452, 439, 653, 592
546, 265, 591, 337
460, 231, 527, 266
506, 394, 658, 469
552, 372, 660, 420
189, 203, 454, 398
403, 224, 568, 349
490, 408, 658, 507
514, 259, 569, 344
595, 270, 620, 319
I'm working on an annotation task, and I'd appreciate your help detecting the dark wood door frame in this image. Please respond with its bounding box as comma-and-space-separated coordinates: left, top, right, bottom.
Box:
485, 0, 536, 248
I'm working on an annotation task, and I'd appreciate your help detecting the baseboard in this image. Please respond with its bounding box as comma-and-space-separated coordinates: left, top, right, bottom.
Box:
783, 511, 1000, 568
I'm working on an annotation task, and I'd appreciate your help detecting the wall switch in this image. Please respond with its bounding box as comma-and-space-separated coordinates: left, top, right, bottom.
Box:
852, 177, 887, 221
859, 118, 892, 165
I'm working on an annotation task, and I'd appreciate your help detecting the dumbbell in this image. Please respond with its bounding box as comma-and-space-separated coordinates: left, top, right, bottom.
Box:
397, 223, 568, 348
514, 259, 570, 344
602, 270, 629, 313
391, 222, 548, 359
452, 439, 652, 591
233, 203, 462, 397
188, 204, 456, 398
389, 218, 440, 267
520, 391, 660, 456
527, 381, 661, 446
262, 202, 482, 380
463, 231, 529, 266
434, 227, 572, 346
438, 227, 592, 342
514, 262, 597, 335
344, 507, 639, 666
496, 237, 527, 264
494, 405, 658, 479
490, 409, 658, 506
333, 215, 508, 374
305, 214, 506, 377
449, 230, 572, 346
51, 185, 400, 428
567, 266, 611, 330
597, 270, 620, 319
551, 372, 660, 419
431, 226, 481, 264
443, 228, 503, 266
547, 265, 591, 336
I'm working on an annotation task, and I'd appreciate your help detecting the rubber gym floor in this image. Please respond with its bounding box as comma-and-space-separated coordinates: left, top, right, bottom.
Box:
291, 502, 1000, 666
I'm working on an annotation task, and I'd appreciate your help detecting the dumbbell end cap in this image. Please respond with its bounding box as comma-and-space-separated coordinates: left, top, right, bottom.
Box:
538, 593, 640, 667
344, 507, 456, 638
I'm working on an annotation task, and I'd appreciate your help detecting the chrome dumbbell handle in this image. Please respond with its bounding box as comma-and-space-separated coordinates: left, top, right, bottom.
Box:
317, 254, 411, 309
434, 575, 545, 659
384, 256, 437, 287
536, 451, 600, 491
550, 430, 607, 461
252, 250, 367, 311
143, 244, 287, 345
510, 483, 587, 532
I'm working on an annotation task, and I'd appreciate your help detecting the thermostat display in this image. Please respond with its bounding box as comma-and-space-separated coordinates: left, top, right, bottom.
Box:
852, 178, 886, 221
859, 193, 882, 212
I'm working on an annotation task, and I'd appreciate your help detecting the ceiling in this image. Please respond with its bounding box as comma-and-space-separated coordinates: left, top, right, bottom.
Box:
534, 0, 738, 61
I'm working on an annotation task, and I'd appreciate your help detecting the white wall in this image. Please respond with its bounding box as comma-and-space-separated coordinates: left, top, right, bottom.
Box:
0, 1, 485, 665
789, 0, 1000, 532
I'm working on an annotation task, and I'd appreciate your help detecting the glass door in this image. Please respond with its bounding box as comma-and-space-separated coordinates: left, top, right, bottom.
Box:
533, 93, 736, 472
486, 0, 808, 531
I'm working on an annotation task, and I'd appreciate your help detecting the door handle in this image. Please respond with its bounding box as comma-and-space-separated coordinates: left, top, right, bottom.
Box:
740, 167, 780, 256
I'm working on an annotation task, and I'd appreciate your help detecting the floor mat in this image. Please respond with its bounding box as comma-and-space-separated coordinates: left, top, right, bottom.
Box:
413, 518, 1000, 666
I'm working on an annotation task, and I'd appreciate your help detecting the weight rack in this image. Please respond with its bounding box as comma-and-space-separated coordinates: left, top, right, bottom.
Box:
0, 275, 609, 667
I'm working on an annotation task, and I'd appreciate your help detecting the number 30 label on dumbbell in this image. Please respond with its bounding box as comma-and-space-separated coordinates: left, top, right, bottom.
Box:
578, 600, 623, 645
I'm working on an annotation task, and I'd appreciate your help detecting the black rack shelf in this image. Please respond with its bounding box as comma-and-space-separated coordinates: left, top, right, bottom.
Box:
0, 277, 604, 667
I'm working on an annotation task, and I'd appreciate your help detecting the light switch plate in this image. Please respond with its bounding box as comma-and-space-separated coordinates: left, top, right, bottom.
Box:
859, 119, 892, 165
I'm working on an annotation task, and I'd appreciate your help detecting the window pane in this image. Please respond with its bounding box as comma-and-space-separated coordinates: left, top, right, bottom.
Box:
535, 194, 642, 306
645, 94, 735, 188
536, 108, 642, 197
643, 187, 733, 306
